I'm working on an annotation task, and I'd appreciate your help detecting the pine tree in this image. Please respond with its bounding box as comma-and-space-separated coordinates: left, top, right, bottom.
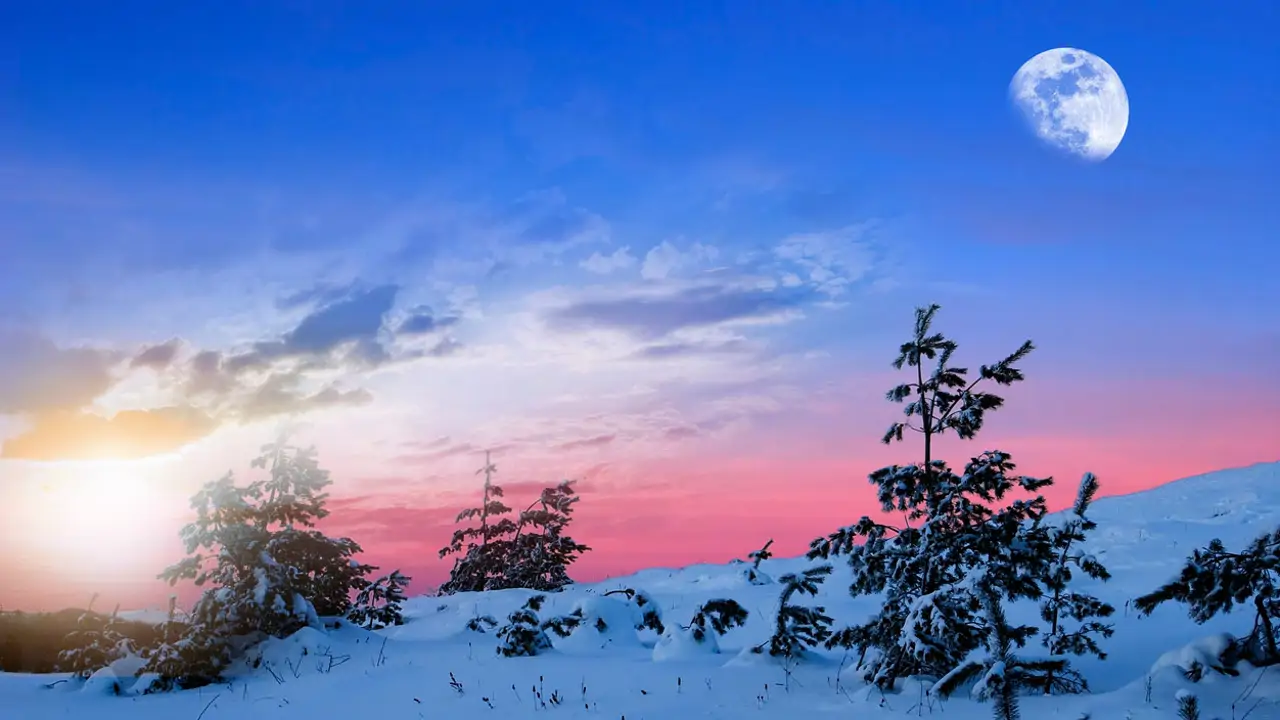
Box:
1035, 472, 1115, 693
1176, 690, 1201, 720
57, 600, 133, 679
932, 584, 1067, 716
438, 451, 518, 594
146, 439, 374, 688
504, 480, 591, 591
348, 570, 411, 630
497, 595, 554, 657
754, 565, 834, 660
1135, 525, 1280, 667
687, 599, 749, 643
745, 539, 775, 585
809, 304, 1063, 690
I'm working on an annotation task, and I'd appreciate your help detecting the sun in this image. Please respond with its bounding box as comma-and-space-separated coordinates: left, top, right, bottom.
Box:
12, 460, 178, 584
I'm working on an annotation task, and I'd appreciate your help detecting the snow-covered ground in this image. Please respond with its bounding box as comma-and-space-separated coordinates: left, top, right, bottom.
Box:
3, 461, 1279, 720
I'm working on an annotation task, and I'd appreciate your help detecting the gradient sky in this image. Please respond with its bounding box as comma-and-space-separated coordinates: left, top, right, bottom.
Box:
1, 1, 1276, 612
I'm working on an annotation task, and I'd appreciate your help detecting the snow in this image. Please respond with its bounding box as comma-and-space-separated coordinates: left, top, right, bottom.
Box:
2, 460, 1280, 719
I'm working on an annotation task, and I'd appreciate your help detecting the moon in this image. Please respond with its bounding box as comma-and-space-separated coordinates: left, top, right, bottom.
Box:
1010, 48, 1129, 162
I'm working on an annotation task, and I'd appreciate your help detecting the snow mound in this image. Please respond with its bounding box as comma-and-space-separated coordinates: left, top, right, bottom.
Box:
80, 667, 124, 696
552, 596, 644, 653
652, 626, 720, 662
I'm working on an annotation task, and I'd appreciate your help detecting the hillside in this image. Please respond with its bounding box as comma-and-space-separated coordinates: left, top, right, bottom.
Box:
2, 461, 1279, 720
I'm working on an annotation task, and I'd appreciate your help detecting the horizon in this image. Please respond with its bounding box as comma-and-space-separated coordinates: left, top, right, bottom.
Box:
2, 2, 1277, 613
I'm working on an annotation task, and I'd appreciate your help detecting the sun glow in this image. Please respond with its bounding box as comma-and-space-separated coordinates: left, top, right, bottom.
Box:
8, 460, 181, 583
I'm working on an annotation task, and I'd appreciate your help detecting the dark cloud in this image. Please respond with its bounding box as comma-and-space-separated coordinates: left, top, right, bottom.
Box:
0, 328, 118, 414
554, 434, 617, 452
545, 284, 810, 340
1, 405, 217, 461
226, 284, 400, 373
631, 339, 751, 360
236, 372, 373, 421
130, 338, 183, 370
663, 426, 701, 441
396, 307, 459, 335
276, 281, 360, 311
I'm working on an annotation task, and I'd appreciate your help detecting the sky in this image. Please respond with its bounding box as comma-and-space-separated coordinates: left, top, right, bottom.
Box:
0, 1, 1276, 612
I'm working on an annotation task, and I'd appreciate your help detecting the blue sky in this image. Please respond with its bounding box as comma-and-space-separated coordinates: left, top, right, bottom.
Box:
1, 1, 1277, 608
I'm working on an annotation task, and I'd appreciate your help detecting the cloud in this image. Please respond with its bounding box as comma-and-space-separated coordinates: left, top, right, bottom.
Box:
130, 338, 183, 370
630, 339, 751, 360
774, 223, 878, 296
543, 281, 809, 341
245, 283, 400, 368
396, 307, 459, 335
554, 434, 617, 452
580, 247, 637, 275
640, 240, 718, 280
1, 406, 217, 461
236, 372, 373, 421
0, 328, 119, 414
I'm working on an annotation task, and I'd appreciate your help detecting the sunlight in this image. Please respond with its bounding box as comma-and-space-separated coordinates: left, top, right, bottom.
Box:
10, 460, 177, 584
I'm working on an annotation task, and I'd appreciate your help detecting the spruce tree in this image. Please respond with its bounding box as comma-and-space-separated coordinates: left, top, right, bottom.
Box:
57, 601, 133, 679
438, 451, 518, 594
1135, 525, 1280, 667
505, 480, 591, 591
809, 304, 1064, 690
1035, 472, 1115, 693
754, 565, 834, 660
349, 570, 412, 630
147, 439, 374, 688
932, 584, 1067, 715
497, 595, 554, 657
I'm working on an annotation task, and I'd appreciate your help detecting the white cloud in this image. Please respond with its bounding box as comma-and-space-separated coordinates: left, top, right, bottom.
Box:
774, 222, 878, 297
580, 247, 637, 275
640, 240, 718, 280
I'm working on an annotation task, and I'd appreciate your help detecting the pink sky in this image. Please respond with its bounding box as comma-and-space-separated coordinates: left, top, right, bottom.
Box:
3, 373, 1273, 614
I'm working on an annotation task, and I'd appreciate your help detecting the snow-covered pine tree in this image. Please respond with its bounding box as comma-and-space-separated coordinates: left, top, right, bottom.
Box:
504, 480, 591, 591
57, 601, 133, 679
745, 539, 774, 585
348, 570, 412, 630
1134, 525, 1280, 668
146, 439, 375, 688
687, 599, 749, 643
1035, 472, 1115, 693
438, 450, 519, 594
754, 565, 834, 660
932, 582, 1067, 716
497, 595, 554, 657
808, 304, 1060, 690
1176, 690, 1201, 720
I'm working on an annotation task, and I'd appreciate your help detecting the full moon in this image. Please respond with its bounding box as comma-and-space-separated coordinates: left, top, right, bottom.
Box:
1010, 48, 1129, 162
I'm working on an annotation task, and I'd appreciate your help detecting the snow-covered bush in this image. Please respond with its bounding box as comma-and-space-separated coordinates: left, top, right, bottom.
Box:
57, 604, 135, 680
348, 570, 411, 630
744, 539, 774, 585
544, 595, 647, 652
497, 595, 553, 657
654, 598, 749, 662
145, 439, 377, 689
1135, 525, 1280, 669
754, 565, 833, 660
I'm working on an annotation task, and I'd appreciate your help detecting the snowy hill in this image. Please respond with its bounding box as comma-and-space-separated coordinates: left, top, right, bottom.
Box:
3, 461, 1279, 720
